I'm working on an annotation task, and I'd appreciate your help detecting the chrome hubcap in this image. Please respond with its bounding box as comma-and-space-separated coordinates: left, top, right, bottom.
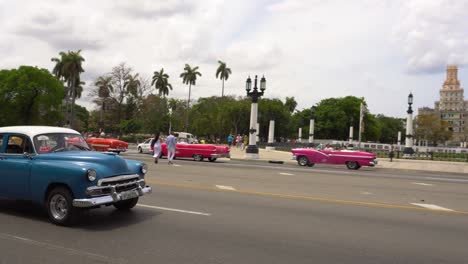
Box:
299, 157, 307, 166
50, 194, 68, 220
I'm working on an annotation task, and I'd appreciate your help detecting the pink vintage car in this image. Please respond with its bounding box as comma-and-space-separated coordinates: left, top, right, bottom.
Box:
151, 143, 230, 162
291, 147, 377, 170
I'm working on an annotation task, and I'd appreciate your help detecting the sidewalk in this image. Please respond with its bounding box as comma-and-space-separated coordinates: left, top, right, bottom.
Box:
229, 147, 468, 174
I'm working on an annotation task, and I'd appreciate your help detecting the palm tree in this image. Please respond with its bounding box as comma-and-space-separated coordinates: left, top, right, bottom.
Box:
125, 73, 141, 98
180, 64, 202, 131
152, 68, 172, 98
52, 50, 85, 128
215, 60, 231, 97
95, 75, 113, 128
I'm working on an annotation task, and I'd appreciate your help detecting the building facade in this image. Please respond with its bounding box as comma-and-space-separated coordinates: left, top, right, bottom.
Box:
418, 65, 468, 144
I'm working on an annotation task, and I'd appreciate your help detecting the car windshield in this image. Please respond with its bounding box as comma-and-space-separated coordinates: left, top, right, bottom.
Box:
34, 133, 91, 154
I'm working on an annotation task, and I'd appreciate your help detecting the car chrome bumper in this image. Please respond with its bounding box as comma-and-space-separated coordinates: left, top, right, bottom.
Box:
211, 153, 231, 159
108, 148, 127, 153
369, 159, 378, 166
73, 186, 152, 208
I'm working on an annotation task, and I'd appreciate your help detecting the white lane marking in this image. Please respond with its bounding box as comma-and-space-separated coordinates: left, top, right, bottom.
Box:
412, 182, 434, 186
425, 177, 468, 183
0, 233, 124, 263
215, 185, 236, 191
410, 203, 454, 211
360, 192, 373, 195
279, 172, 294, 176
173, 164, 182, 167
137, 204, 211, 216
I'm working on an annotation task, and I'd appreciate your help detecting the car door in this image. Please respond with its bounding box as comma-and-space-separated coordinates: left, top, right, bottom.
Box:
0, 134, 33, 199
144, 139, 152, 152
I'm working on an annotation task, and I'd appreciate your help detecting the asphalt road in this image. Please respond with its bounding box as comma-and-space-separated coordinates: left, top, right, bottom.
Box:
1, 152, 467, 264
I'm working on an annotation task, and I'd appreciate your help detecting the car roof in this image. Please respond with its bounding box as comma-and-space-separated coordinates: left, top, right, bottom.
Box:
0, 126, 80, 138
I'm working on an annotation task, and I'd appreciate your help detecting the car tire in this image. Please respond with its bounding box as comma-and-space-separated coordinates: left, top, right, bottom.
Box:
138, 147, 142, 153
208, 157, 217, 162
46, 186, 81, 226
307, 162, 315, 167
297, 156, 309, 166
194, 154, 204, 162
113, 197, 139, 210
346, 161, 360, 170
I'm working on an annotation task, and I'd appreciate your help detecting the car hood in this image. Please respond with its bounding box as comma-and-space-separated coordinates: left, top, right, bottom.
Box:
35, 151, 131, 176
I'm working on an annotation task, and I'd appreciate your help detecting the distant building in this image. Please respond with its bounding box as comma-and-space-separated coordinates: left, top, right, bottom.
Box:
418, 65, 468, 144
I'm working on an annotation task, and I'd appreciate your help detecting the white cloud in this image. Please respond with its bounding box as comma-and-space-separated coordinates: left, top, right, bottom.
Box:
1, 0, 468, 118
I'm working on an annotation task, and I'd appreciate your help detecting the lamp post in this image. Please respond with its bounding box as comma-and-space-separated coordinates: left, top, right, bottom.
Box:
168, 108, 173, 134
245, 75, 266, 159
403, 93, 415, 157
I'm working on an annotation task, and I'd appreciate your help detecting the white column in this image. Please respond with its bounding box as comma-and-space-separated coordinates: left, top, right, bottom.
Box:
349, 126, 354, 144
266, 120, 275, 151
298, 128, 302, 143
309, 119, 314, 143
397, 131, 401, 150
405, 112, 414, 150
256, 123, 260, 142
245, 102, 259, 159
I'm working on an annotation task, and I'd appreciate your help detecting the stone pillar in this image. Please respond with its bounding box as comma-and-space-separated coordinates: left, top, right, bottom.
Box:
308, 119, 314, 147
245, 103, 259, 159
298, 127, 302, 143
397, 131, 401, 150
349, 126, 354, 144
266, 120, 275, 151
256, 123, 260, 142
403, 109, 414, 156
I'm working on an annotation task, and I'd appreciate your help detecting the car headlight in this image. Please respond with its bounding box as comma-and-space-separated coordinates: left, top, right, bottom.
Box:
87, 169, 97, 182
141, 164, 148, 175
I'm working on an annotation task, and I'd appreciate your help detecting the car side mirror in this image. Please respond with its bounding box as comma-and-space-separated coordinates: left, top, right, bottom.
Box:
23, 152, 33, 159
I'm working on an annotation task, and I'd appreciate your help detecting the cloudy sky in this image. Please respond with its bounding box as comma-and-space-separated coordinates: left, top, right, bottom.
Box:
1, 0, 468, 118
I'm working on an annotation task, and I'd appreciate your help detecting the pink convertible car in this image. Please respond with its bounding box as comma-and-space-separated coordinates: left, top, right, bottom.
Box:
291, 147, 377, 170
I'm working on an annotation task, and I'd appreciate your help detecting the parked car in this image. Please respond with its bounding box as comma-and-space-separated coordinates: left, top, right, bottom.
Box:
0, 126, 151, 225
137, 138, 154, 153
173, 132, 198, 144
86, 137, 128, 154
291, 147, 377, 170
150, 142, 230, 162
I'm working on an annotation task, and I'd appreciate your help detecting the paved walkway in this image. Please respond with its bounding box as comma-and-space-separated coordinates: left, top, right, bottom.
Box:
229, 147, 468, 174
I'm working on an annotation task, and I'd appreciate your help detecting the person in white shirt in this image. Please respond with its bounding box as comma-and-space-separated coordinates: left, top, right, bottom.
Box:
152, 132, 162, 164
165, 132, 177, 165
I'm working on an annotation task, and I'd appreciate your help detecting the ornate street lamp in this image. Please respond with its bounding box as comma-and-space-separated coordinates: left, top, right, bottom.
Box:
245, 75, 266, 159
403, 92, 415, 156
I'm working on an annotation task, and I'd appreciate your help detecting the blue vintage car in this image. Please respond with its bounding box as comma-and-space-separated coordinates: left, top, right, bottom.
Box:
0, 126, 151, 225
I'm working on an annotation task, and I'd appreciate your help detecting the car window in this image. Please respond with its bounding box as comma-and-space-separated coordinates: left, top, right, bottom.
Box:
0, 134, 3, 151
5, 135, 32, 154
34, 133, 90, 153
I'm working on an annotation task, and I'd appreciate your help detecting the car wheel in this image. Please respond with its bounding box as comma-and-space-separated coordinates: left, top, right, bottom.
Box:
208, 157, 217, 162
307, 162, 315, 167
297, 156, 309, 166
346, 161, 360, 170
46, 186, 81, 226
113, 197, 139, 210
194, 154, 204, 162
138, 147, 142, 153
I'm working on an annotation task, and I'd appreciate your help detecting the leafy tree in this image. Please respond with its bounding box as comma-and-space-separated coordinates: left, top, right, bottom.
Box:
93, 75, 113, 129
375, 114, 405, 143
140, 95, 169, 134
285, 97, 297, 113
215, 60, 231, 97
415, 113, 452, 146
110, 62, 132, 133
0, 66, 64, 126
152, 68, 172, 98
180, 64, 202, 131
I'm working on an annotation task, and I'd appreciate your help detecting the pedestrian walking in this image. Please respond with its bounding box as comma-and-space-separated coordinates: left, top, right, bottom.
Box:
243, 134, 248, 150
152, 132, 162, 164
227, 134, 233, 148
166, 131, 177, 165
236, 134, 242, 148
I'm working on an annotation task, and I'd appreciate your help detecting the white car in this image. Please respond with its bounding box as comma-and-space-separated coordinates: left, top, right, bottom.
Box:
137, 138, 154, 153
